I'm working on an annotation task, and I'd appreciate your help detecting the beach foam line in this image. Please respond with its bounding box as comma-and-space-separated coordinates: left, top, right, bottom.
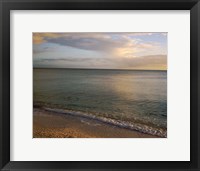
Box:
42, 107, 167, 138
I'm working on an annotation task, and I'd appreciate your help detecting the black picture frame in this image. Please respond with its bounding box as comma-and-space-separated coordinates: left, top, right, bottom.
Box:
0, 0, 200, 170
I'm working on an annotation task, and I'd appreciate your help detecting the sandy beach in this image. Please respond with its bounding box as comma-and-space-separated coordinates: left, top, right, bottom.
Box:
33, 108, 158, 138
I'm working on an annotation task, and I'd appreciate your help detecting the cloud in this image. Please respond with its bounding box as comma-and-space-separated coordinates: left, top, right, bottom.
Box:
42, 33, 127, 52
33, 33, 164, 58
161, 33, 167, 36
34, 55, 167, 70
33, 33, 45, 44
33, 33, 66, 44
33, 43, 60, 54
117, 55, 167, 70
39, 57, 93, 62
33, 33, 167, 70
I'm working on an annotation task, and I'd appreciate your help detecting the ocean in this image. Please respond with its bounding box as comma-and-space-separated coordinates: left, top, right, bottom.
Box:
33, 68, 167, 137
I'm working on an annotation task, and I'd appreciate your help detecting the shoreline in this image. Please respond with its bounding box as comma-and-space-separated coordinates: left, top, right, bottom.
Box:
33, 108, 161, 138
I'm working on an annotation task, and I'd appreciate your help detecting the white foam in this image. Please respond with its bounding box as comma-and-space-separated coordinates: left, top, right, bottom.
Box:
43, 107, 167, 138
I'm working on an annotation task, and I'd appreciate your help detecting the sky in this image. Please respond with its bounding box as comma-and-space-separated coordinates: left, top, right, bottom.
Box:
33, 32, 167, 70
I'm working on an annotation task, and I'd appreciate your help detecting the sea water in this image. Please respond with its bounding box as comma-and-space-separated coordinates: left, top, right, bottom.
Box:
33, 68, 167, 137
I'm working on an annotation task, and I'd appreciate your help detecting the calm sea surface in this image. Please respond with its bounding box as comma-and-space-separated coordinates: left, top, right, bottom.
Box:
33, 69, 167, 137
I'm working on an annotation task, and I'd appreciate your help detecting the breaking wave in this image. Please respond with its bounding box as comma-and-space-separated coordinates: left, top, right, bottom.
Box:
42, 107, 167, 138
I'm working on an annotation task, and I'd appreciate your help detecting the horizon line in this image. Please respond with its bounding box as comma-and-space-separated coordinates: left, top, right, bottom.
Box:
33, 67, 167, 71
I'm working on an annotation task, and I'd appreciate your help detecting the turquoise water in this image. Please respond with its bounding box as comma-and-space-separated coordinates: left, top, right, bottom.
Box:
33, 69, 167, 137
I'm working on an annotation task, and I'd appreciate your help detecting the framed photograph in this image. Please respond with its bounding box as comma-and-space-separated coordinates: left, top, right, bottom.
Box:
33, 31, 167, 139
0, 0, 200, 170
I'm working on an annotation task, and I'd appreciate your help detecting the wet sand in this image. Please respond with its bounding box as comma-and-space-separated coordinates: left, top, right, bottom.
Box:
33, 108, 158, 138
